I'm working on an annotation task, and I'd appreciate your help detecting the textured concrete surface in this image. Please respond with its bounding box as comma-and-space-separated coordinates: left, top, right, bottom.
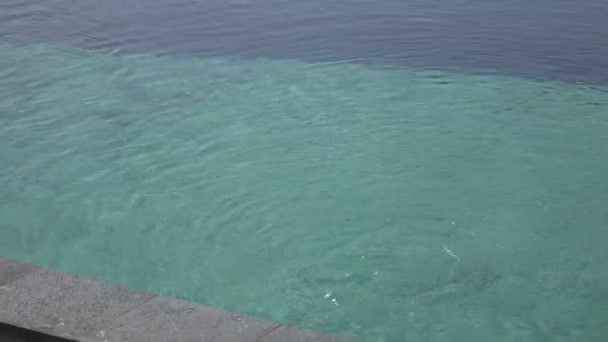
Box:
0, 266, 155, 338
100, 296, 279, 342
0, 258, 39, 287
0, 258, 352, 342
258, 326, 353, 342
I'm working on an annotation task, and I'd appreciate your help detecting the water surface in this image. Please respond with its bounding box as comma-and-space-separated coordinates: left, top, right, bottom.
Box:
1, 1, 608, 341
1, 0, 608, 83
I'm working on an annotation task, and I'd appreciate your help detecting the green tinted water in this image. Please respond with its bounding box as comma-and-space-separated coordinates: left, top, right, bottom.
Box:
1, 43, 607, 341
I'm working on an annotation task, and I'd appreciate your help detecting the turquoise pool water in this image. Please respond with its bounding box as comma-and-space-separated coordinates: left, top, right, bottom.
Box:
1, 43, 607, 341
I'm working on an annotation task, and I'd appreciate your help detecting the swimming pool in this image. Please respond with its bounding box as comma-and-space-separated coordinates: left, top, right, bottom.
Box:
1, 41, 607, 341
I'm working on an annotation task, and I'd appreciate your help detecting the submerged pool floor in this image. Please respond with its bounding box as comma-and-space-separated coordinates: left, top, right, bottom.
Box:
1, 43, 607, 341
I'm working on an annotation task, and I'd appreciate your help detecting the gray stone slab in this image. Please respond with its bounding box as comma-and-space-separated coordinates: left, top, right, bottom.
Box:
257, 325, 352, 342
0, 267, 155, 339
100, 296, 280, 342
0, 258, 39, 287
0, 258, 352, 342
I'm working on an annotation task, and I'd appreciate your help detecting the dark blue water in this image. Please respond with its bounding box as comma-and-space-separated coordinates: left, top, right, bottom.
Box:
1, 0, 607, 84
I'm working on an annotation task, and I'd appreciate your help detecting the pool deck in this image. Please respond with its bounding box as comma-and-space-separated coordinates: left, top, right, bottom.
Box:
0, 258, 352, 342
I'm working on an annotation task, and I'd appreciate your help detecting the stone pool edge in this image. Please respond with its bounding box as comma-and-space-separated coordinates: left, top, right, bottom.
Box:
0, 258, 352, 342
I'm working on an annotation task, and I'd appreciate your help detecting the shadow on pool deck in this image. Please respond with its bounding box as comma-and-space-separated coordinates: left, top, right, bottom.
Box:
0, 258, 352, 342
0, 322, 75, 342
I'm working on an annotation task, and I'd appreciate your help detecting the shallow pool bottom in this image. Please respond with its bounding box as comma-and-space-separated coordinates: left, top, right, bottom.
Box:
1, 42, 607, 341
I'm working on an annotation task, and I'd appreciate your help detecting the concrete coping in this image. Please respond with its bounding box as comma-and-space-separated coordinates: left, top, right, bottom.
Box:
0, 258, 352, 342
